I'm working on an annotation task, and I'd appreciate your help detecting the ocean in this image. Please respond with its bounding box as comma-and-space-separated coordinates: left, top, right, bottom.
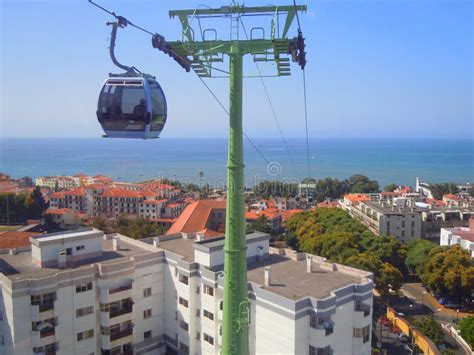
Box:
0, 138, 472, 188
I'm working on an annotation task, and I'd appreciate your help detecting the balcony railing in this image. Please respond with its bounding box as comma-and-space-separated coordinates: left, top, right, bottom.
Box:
40, 328, 55, 338
109, 284, 132, 295
110, 304, 133, 318
355, 303, 371, 317
39, 303, 54, 313
110, 327, 133, 341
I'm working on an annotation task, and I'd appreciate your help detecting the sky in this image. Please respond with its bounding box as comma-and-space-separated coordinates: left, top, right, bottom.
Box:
0, 0, 472, 139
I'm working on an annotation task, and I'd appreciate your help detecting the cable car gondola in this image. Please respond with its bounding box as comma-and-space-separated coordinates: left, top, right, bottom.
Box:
97, 74, 167, 139
95, 17, 167, 139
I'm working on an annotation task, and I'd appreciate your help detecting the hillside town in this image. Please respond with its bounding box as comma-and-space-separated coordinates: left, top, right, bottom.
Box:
0, 172, 473, 355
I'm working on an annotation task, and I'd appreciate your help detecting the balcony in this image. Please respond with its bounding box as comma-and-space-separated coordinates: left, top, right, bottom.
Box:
39, 303, 54, 313
110, 327, 133, 341
109, 283, 132, 295
355, 303, 371, 317
40, 328, 55, 338
110, 304, 133, 318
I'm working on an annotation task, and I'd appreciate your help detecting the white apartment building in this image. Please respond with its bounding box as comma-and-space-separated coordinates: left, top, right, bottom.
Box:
0, 228, 374, 355
349, 200, 423, 243
440, 218, 474, 258
36, 176, 77, 190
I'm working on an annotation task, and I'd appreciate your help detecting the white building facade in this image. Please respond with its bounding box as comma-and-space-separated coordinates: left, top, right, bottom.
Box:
440, 218, 474, 258
0, 228, 373, 355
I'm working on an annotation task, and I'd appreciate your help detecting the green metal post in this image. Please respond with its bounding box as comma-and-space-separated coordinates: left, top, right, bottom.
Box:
222, 45, 249, 355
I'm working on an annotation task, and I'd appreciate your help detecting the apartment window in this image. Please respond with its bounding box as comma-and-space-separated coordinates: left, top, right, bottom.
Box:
203, 284, 214, 296
144, 309, 152, 319
219, 300, 223, 311
144, 330, 152, 339
196, 286, 200, 294
175, 311, 178, 321
179, 297, 189, 308
76, 282, 93, 293
76, 245, 85, 251
76, 306, 94, 318
204, 309, 214, 321
143, 287, 152, 297
401, 230, 405, 238
196, 332, 200, 340
402, 221, 405, 228
353, 325, 370, 343
196, 309, 200, 317
179, 274, 189, 285
309, 345, 331, 355
179, 342, 189, 355
203, 333, 214, 345
179, 320, 189, 331
77, 329, 94, 341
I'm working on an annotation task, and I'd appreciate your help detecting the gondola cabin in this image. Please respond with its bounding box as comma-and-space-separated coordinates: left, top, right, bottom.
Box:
96, 76, 167, 139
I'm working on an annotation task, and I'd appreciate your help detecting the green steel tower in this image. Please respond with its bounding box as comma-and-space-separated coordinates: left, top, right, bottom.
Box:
164, 4, 307, 354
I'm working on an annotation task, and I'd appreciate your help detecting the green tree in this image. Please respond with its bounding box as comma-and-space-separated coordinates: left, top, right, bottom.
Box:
91, 216, 111, 234
405, 239, 437, 274
285, 207, 406, 294
384, 183, 398, 192
246, 215, 273, 234
0, 188, 48, 224
254, 180, 299, 199
430, 183, 459, 200
420, 245, 474, 300
344, 174, 380, 193
112, 216, 165, 239
314, 177, 345, 202
458, 316, 474, 348
413, 316, 444, 345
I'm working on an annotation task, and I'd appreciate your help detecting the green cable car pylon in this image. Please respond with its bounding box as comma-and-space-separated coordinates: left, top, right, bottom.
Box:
165, 4, 307, 354
89, 1, 307, 354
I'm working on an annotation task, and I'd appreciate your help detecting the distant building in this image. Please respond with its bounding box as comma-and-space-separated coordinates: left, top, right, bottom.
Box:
421, 207, 474, 242
167, 199, 226, 239
0, 228, 374, 355
440, 218, 474, 258
349, 200, 423, 243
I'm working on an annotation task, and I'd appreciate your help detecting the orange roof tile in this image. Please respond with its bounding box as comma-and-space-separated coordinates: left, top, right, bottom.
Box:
280, 209, 305, 221
49, 191, 65, 199
317, 201, 340, 207
344, 193, 371, 202
45, 208, 72, 215
101, 189, 143, 198
425, 198, 447, 206
443, 194, 460, 201
143, 199, 166, 205
64, 187, 86, 196
0, 231, 39, 249
167, 199, 226, 235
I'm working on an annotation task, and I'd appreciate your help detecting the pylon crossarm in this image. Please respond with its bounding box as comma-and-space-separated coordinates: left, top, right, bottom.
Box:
169, 5, 306, 19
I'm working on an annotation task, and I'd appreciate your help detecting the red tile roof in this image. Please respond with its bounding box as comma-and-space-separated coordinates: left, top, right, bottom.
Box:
73, 173, 88, 178
280, 209, 305, 221
0, 231, 39, 249
167, 199, 226, 236
344, 193, 371, 203
443, 194, 460, 201
49, 191, 65, 199
317, 201, 340, 208
143, 199, 166, 205
45, 208, 72, 215
101, 189, 143, 198
64, 187, 86, 196
425, 198, 447, 206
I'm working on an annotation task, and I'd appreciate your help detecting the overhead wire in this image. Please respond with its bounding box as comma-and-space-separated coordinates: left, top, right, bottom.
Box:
88, 0, 282, 177
239, 18, 302, 179
293, 0, 311, 179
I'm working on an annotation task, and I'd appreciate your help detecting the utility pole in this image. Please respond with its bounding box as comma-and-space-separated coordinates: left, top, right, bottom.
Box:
165, 3, 306, 354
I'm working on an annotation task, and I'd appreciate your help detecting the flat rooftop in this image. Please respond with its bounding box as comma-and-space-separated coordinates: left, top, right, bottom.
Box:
0, 236, 150, 281
158, 237, 195, 261
364, 201, 423, 215
247, 254, 366, 300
